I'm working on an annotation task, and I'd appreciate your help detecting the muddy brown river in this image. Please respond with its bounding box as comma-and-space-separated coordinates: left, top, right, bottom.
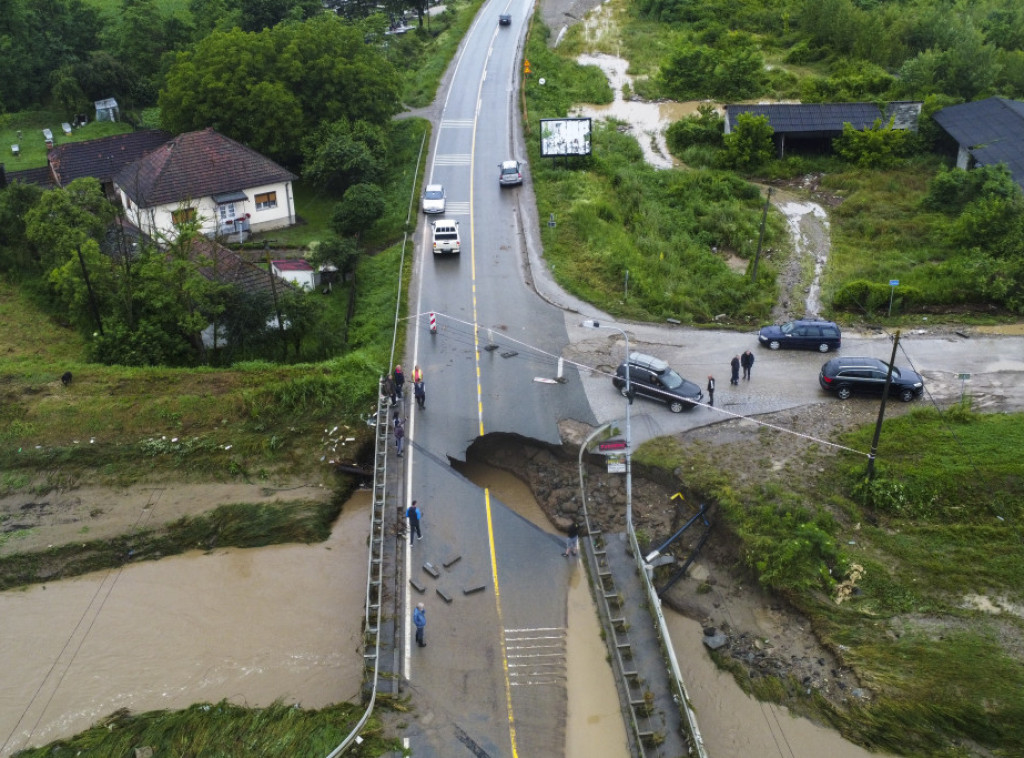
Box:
1, 465, 886, 757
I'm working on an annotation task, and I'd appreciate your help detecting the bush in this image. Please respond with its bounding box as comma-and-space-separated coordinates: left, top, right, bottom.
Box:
831, 279, 921, 315
665, 104, 724, 156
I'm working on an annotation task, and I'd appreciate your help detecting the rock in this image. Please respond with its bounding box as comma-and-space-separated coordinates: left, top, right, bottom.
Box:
703, 631, 728, 650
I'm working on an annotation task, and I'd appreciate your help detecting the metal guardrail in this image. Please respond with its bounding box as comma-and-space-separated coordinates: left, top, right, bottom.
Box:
576, 424, 708, 758
324, 390, 390, 758
323, 126, 427, 758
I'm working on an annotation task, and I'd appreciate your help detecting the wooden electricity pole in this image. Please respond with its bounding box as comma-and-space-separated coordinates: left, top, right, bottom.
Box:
867, 329, 901, 480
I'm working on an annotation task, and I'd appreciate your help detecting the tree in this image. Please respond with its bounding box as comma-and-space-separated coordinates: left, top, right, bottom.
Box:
302, 119, 388, 193
24, 179, 116, 274
833, 119, 910, 169
0, 181, 45, 273
718, 113, 774, 171
51, 65, 88, 120
160, 16, 400, 167
332, 183, 385, 238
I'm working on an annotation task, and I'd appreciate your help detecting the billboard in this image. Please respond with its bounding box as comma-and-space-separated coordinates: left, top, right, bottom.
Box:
540, 118, 592, 157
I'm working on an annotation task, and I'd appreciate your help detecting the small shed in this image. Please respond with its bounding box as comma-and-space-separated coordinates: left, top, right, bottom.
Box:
270, 259, 319, 291
94, 98, 119, 123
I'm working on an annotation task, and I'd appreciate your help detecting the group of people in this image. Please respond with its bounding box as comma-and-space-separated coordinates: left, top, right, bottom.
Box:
706, 350, 755, 406
385, 364, 427, 458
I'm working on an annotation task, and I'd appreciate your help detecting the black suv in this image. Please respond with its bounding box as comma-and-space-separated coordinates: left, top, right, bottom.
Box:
819, 356, 924, 402
758, 320, 841, 352
612, 352, 704, 413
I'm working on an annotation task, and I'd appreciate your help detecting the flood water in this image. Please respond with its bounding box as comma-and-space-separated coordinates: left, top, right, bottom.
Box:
778, 200, 831, 317
2, 461, 886, 758
0, 498, 370, 756
572, 53, 714, 170
459, 460, 886, 758
454, 461, 630, 757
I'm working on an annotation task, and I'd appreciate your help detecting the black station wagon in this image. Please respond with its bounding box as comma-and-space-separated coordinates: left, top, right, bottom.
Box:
819, 356, 925, 402
758, 320, 842, 352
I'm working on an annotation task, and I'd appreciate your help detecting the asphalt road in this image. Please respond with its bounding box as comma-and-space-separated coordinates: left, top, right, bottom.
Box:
401, 3, 595, 756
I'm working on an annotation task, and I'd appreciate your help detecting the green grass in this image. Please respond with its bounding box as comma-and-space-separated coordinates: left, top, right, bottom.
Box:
12, 699, 403, 758
635, 405, 1024, 755
1, 111, 133, 170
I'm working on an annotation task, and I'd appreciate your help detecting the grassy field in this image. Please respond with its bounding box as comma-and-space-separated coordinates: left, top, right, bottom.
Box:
12, 699, 403, 758
636, 405, 1024, 755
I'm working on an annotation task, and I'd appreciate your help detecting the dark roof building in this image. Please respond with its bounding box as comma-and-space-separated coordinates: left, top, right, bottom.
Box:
114, 127, 296, 208
724, 102, 922, 157
48, 130, 172, 189
932, 97, 1024, 189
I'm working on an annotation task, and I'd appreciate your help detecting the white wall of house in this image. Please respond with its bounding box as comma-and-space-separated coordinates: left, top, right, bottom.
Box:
117, 180, 295, 242
271, 263, 320, 291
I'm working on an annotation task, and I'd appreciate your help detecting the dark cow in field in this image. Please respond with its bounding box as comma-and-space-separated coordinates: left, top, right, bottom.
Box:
61, 371, 72, 387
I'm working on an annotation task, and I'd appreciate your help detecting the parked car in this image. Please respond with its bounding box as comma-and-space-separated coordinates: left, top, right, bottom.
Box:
612, 352, 704, 413
498, 13, 512, 25
421, 184, 446, 214
499, 159, 523, 186
818, 356, 924, 402
759, 319, 841, 352
431, 219, 461, 255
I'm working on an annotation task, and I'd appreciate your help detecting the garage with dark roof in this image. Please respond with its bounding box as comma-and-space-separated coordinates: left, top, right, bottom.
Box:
932, 97, 1024, 190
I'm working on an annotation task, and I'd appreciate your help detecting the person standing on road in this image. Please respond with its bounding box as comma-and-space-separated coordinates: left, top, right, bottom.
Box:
563, 522, 580, 557
394, 364, 405, 399
382, 374, 397, 406
412, 365, 426, 409
707, 375, 715, 406
406, 500, 423, 544
395, 418, 405, 457
741, 350, 755, 381
730, 355, 741, 385
413, 602, 427, 647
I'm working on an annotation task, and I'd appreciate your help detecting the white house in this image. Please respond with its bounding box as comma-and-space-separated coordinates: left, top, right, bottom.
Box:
271, 259, 320, 291
113, 128, 297, 243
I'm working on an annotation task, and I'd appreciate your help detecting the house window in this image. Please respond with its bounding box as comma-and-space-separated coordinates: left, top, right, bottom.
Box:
172, 207, 197, 226
255, 191, 278, 210
218, 204, 236, 223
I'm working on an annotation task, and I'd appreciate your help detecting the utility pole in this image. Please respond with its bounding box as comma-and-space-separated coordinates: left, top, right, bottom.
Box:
867, 329, 900, 480
751, 187, 772, 283
76, 246, 104, 336
265, 247, 287, 360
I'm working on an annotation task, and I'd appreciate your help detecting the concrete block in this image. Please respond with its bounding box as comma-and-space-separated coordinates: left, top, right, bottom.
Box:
463, 584, 487, 595
442, 554, 462, 569
423, 562, 440, 578
410, 579, 426, 593
436, 588, 452, 603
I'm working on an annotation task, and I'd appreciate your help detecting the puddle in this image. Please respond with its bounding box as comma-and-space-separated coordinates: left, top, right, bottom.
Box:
0, 496, 370, 756
571, 53, 715, 170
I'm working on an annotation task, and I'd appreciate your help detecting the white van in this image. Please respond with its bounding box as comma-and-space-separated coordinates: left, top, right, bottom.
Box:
431, 219, 461, 255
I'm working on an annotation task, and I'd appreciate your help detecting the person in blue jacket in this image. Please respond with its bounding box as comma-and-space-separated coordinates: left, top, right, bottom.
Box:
413, 602, 427, 647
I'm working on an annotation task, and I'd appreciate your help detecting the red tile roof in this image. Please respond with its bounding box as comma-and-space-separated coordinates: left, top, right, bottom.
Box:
188, 237, 295, 296
114, 127, 296, 208
49, 130, 172, 187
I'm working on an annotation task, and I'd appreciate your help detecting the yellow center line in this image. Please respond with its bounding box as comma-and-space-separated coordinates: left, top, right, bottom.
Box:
485, 488, 519, 757
469, 40, 518, 757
